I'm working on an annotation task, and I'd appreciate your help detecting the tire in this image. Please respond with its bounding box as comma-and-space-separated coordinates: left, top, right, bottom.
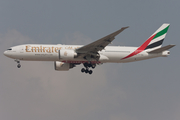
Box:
92, 64, 96, 69
88, 64, 91, 67
17, 64, 21, 68
89, 70, 93, 74
81, 68, 85, 72
85, 69, 89, 73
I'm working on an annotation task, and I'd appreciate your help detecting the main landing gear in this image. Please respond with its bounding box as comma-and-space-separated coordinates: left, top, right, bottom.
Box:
15, 59, 21, 68
81, 63, 96, 74
81, 68, 93, 74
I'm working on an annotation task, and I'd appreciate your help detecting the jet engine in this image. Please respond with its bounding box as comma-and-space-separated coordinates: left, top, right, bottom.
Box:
59, 50, 77, 60
54, 61, 75, 71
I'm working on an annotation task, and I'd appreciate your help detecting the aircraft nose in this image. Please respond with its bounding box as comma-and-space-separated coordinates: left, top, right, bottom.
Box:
4, 51, 8, 56
4, 51, 11, 57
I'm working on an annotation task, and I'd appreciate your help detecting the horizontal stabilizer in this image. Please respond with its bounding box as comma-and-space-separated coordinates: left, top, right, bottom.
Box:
148, 44, 175, 53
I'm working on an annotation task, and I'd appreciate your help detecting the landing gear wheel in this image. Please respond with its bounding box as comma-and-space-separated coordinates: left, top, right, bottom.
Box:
92, 64, 96, 69
89, 70, 93, 74
15, 59, 21, 68
82, 63, 95, 74
81, 68, 85, 73
85, 69, 89, 73
17, 64, 21, 68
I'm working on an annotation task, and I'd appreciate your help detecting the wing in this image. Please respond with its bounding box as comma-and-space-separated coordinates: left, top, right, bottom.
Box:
76, 26, 129, 56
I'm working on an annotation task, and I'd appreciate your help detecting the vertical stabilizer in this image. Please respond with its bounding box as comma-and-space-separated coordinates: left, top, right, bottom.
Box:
122, 24, 170, 60
145, 23, 170, 51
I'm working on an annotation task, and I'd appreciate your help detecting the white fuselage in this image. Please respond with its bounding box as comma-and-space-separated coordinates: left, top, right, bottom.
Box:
4, 44, 168, 63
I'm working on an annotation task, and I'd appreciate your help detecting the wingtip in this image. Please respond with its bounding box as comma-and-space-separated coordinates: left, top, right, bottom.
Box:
170, 44, 176, 47
121, 26, 129, 30
123, 26, 129, 29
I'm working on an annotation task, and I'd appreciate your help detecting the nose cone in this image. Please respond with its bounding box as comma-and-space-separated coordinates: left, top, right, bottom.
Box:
4, 51, 8, 56
4, 51, 11, 58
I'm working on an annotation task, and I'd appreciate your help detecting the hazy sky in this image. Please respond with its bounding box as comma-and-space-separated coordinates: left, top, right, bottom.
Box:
0, 0, 180, 120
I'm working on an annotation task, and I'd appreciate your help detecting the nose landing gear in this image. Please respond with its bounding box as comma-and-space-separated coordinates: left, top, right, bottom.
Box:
15, 59, 21, 68
17, 64, 21, 68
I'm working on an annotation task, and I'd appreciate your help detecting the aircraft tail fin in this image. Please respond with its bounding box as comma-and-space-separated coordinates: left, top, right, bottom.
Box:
144, 23, 170, 51
121, 24, 172, 60
148, 44, 175, 54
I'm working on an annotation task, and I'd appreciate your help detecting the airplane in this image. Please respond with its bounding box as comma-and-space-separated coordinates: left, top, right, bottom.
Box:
4, 23, 175, 74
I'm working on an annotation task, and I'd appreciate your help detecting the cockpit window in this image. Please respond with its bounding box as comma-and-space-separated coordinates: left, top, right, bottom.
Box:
7, 48, 12, 50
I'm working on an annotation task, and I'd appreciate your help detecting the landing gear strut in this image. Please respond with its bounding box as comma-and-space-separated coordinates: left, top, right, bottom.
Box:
81, 63, 96, 74
15, 59, 21, 68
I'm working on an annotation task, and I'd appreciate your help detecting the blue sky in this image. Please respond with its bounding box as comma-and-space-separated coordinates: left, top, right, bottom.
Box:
0, 0, 180, 120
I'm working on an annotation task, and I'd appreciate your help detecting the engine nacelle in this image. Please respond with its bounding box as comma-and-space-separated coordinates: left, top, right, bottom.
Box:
59, 50, 77, 60
54, 61, 71, 71
99, 54, 109, 62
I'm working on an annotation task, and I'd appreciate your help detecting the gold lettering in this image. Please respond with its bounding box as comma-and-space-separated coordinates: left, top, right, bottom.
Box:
64, 51, 67, 56
40, 46, 42, 52
32, 47, 39, 52
46, 47, 51, 53
55, 47, 59, 53
74, 47, 80, 49
43, 47, 46, 52
26, 45, 64, 53
26, 46, 31, 52
68, 46, 73, 49
52, 47, 54, 53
